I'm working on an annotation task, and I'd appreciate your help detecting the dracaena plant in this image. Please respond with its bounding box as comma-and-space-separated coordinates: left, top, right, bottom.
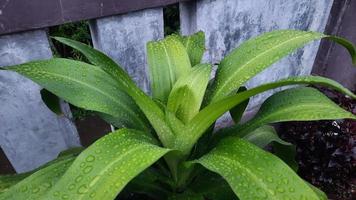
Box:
1, 30, 356, 200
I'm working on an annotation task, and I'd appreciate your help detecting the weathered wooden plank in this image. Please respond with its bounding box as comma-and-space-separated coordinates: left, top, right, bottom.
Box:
0, 0, 190, 36
313, 0, 356, 91
180, 0, 334, 122
90, 8, 164, 92
0, 30, 80, 173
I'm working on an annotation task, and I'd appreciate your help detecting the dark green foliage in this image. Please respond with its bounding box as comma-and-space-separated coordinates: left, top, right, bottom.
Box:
49, 21, 92, 61
163, 4, 180, 36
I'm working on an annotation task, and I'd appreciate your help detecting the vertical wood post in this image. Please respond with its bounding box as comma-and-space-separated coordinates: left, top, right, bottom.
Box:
0, 30, 80, 173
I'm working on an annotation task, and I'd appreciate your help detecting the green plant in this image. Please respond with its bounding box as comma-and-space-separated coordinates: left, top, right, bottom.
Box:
1, 30, 356, 200
49, 22, 94, 120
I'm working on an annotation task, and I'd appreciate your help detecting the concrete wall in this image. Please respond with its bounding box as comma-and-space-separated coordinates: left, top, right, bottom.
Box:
0, 30, 80, 173
180, 0, 334, 122
90, 8, 164, 93
313, 0, 356, 91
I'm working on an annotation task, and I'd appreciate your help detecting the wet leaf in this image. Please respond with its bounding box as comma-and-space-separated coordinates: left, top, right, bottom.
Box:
210, 30, 356, 102
44, 129, 170, 200
54, 37, 175, 147
147, 35, 191, 103
167, 64, 211, 123
179, 31, 206, 66
273, 143, 298, 172
0, 155, 75, 200
307, 182, 328, 200
183, 76, 356, 154
7, 59, 149, 131
0, 147, 83, 195
194, 137, 321, 200
234, 87, 356, 137
0, 173, 30, 195
243, 125, 290, 148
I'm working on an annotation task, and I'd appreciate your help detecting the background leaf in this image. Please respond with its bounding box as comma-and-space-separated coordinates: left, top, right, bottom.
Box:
189, 170, 237, 200
272, 143, 298, 172
168, 191, 204, 200
121, 167, 170, 200
243, 125, 290, 148
179, 31, 205, 66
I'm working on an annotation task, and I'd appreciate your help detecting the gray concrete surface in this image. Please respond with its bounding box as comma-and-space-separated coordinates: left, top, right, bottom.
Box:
0, 30, 80, 173
313, 0, 356, 91
180, 0, 334, 122
90, 8, 164, 93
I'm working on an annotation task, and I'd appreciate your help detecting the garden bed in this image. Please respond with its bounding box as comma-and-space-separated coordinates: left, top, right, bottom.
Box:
279, 86, 356, 200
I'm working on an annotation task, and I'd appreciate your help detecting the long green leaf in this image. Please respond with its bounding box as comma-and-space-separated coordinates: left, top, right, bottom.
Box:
44, 129, 170, 200
229, 87, 249, 123
167, 64, 211, 123
211, 126, 299, 171
147, 35, 192, 103
182, 76, 356, 154
54, 37, 175, 147
40, 89, 63, 116
53, 37, 132, 83
0, 147, 83, 195
243, 126, 299, 171
307, 183, 328, 200
0, 173, 30, 195
234, 87, 356, 137
0, 156, 75, 200
7, 58, 148, 131
179, 31, 206, 66
210, 30, 356, 102
243, 125, 290, 148
194, 137, 321, 200
273, 143, 298, 172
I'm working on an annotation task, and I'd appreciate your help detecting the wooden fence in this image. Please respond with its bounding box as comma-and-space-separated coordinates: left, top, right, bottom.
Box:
0, 0, 355, 173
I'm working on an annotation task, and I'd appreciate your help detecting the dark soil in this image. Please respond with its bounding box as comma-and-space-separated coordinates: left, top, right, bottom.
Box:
74, 115, 112, 147
0, 147, 15, 174
279, 86, 356, 200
